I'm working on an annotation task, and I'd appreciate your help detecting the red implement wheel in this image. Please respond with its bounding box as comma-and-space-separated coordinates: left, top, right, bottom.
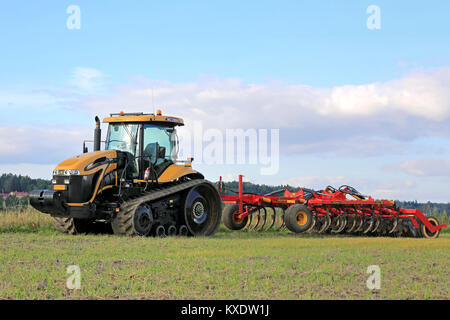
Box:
420, 216, 441, 239
284, 204, 313, 233
222, 204, 249, 230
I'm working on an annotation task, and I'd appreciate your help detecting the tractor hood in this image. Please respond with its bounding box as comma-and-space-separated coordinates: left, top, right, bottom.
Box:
53, 150, 117, 175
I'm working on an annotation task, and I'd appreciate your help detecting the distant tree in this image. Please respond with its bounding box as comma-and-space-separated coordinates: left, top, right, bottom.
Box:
19, 196, 29, 207
0, 173, 51, 193
5, 194, 19, 208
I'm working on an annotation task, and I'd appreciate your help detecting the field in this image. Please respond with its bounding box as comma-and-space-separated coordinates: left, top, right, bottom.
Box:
0, 209, 449, 300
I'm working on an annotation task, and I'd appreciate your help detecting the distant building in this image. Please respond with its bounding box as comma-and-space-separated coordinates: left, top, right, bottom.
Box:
0, 192, 29, 200
11, 192, 28, 198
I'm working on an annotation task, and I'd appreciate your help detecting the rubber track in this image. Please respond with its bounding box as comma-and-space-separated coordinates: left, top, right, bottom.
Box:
111, 179, 214, 236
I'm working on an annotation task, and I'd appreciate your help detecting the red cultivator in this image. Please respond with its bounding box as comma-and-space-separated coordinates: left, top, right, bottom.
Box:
219, 175, 447, 238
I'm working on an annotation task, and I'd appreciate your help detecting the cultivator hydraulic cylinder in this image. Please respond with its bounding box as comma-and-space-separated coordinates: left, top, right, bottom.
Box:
219, 175, 447, 238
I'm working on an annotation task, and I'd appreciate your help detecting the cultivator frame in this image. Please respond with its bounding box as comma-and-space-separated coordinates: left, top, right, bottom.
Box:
219, 175, 447, 238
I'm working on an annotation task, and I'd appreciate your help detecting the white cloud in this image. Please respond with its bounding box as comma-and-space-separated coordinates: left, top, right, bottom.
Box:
69, 67, 106, 92
388, 159, 450, 177
321, 68, 450, 121
0, 125, 90, 164
75, 68, 450, 158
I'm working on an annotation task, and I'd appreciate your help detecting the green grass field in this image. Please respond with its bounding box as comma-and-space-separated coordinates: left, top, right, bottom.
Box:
0, 209, 448, 300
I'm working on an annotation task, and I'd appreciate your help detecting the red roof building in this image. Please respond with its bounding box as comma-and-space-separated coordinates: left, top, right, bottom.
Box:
0, 192, 29, 199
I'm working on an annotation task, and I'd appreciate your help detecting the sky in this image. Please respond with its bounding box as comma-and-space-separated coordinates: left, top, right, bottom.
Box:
0, 1, 449, 201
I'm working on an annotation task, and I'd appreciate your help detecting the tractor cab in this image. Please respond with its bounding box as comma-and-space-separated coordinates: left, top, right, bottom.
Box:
103, 111, 183, 179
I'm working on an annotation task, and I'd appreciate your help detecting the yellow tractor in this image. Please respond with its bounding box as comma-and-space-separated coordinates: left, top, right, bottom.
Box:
30, 111, 222, 236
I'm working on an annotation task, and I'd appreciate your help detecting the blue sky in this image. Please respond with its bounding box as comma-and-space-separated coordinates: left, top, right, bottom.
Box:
0, 1, 449, 201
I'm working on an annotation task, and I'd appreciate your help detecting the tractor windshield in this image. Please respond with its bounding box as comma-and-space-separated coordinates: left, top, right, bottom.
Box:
106, 123, 139, 155
142, 124, 178, 163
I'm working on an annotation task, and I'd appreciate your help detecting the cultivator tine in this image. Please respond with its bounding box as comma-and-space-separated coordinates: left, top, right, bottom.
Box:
276, 209, 286, 231
371, 215, 381, 233
243, 210, 253, 231
362, 210, 375, 234
354, 213, 365, 232
306, 211, 317, 233
346, 215, 357, 233
379, 219, 390, 236
265, 207, 277, 231
362, 217, 374, 234
253, 209, 261, 231
330, 215, 340, 233
248, 208, 260, 231
256, 207, 268, 231
344, 209, 357, 233
318, 211, 331, 233
335, 215, 347, 233
388, 217, 399, 234
406, 220, 419, 237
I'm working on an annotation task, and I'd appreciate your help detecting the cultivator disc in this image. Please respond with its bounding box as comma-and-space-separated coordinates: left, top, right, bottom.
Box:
242, 207, 286, 231
219, 175, 447, 238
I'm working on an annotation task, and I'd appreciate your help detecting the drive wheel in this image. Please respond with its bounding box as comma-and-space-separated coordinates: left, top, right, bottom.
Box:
111, 203, 154, 236
284, 204, 313, 233
183, 183, 222, 236
222, 204, 248, 230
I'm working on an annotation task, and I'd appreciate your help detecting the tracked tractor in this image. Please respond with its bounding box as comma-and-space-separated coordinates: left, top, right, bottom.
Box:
30, 111, 222, 237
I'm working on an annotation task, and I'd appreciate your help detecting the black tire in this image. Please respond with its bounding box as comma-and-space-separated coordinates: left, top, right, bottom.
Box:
222, 204, 249, 230
419, 216, 441, 239
183, 183, 222, 236
111, 203, 153, 236
53, 217, 112, 235
53, 217, 77, 234
284, 204, 313, 234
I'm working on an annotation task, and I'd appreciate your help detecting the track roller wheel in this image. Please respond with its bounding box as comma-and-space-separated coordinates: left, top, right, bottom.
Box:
222, 204, 249, 230
179, 225, 189, 236
420, 216, 441, 239
284, 204, 313, 233
167, 225, 177, 236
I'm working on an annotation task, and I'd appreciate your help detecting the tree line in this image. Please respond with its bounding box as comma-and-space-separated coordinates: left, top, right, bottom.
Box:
0, 174, 448, 219
0, 173, 51, 193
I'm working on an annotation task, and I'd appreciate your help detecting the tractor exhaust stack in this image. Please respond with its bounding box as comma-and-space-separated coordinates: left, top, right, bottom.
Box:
94, 116, 101, 152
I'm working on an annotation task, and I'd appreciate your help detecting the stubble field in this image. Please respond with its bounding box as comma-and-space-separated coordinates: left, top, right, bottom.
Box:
0, 209, 448, 300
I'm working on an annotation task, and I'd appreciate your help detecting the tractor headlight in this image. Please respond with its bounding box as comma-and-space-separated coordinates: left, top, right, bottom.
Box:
64, 170, 80, 176
52, 169, 81, 176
